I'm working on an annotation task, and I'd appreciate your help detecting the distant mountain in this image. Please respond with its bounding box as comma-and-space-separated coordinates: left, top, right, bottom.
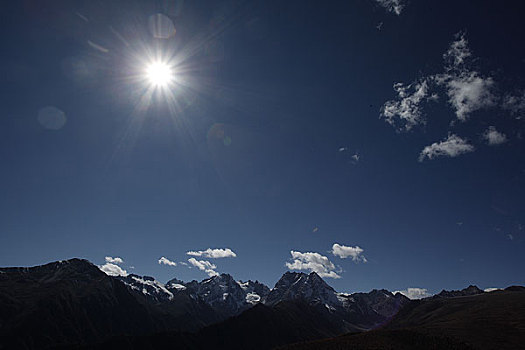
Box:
265, 271, 409, 331
433, 285, 484, 298
118, 274, 174, 302
173, 273, 270, 317
281, 288, 525, 350
4, 258, 521, 350
265, 271, 341, 307
118, 271, 271, 319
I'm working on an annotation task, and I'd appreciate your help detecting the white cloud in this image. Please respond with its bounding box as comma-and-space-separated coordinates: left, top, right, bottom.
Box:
503, 91, 525, 117
285, 251, 341, 279
331, 244, 367, 263
186, 248, 237, 259
158, 256, 177, 266
419, 134, 475, 161
381, 79, 431, 131
382, 32, 498, 131
483, 126, 507, 145
99, 263, 128, 277
484, 287, 501, 292
374, 0, 404, 15
105, 256, 124, 264
439, 72, 496, 121
394, 287, 431, 299
188, 258, 219, 277
437, 34, 496, 121
443, 32, 471, 69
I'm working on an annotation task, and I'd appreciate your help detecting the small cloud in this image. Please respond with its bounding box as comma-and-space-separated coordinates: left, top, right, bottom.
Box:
439, 72, 496, 122
456, 222, 463, 226
483, 126, 507, 145
443, 32, 471, 69
419, 134, 475, 161
382, 32, 499, 133
286, 251, 340, 279
394, 287, 431, 299
374, 0, 405, 15
186, 248, 237, 259
99, 263, 128, 277
158, 256, 177, 266
312, 226, 319, 233
105, 256, 124, 264
338, 147, 347, 152
484, 287, 501, 292
351, 153, 360, 164
436, 33, 496, 121
381, 79, 432, 131
331, 243, 367, 263
507, 234, 514, 241
188, 258, 219, 277
502, 90, 525, 117
179, 261, 188, 266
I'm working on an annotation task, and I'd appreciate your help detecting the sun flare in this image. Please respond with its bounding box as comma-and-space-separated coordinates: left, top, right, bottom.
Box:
146, 61, 173, 87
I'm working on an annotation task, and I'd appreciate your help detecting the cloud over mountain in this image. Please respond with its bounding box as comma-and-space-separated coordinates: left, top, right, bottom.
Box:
188, 258, 219, 277
394, 287, 431, 299
105, 256, 124, 264
331, 244, 367, 262
285, 251, 340, 279
158, 256, 177, 266
99, 263, 128, 277
186, 248, 237, 258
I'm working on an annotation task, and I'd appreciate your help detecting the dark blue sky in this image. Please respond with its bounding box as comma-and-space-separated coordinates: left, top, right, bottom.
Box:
1, 0, 524, 296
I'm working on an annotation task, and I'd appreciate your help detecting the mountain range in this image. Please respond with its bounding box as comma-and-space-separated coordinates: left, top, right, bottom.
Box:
0, 258, 523, 349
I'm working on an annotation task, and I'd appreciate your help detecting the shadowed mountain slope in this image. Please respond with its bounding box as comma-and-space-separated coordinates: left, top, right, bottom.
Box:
280, 288, 525, 350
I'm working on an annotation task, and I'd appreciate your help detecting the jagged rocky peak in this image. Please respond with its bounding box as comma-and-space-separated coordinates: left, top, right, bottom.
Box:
436, 285, 484, 298
166, 277, 187, 291
117, 274, 174, 302
181, 273, 252, 316
265, 271, 340, 307
341, 289, 410, 319
164, 273, 271, 312
237, 279, 271, 304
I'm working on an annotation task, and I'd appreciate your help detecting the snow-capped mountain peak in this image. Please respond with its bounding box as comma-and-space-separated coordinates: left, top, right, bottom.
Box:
117, 274, 174, 301
264, 271, 341, 308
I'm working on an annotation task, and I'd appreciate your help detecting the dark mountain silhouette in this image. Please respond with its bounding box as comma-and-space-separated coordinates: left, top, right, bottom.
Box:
433, 285, 484, 299
280, 288, 525, 350
1, 258, 523, 350
97, 300, 348, 350
0, 259, 220, 349
0, 259, 162, 349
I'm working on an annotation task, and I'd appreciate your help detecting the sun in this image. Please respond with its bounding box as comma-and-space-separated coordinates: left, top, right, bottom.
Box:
145, 61, 173, 87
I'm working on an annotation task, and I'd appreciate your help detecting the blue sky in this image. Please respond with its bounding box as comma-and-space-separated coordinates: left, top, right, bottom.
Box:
0, 0, 524, 296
